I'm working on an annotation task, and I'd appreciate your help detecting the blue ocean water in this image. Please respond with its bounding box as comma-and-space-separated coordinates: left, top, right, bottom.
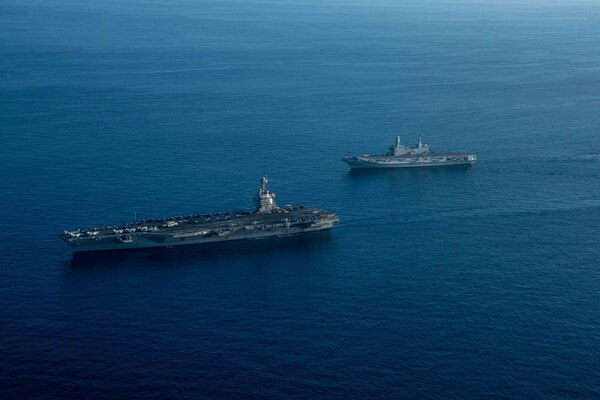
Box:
2, 0, 600, 398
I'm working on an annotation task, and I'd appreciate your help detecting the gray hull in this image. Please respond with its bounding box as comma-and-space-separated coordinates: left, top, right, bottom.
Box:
61, 205, 340, 253
67, 222, 336, 253
60, 177, 340, 254
343, 158, 475, 169
342, 153, 476, 169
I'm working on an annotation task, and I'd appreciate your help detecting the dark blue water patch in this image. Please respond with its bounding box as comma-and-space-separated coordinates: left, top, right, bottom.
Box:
2, 0, 600, 399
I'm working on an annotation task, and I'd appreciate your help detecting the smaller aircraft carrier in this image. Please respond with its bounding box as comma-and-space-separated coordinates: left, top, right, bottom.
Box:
60, 177, 340, 253
342, 136, 476, 169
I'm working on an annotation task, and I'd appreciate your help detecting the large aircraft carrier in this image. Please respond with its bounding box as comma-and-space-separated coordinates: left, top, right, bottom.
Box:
60, 177, 340, 253
342, 136, 476, 169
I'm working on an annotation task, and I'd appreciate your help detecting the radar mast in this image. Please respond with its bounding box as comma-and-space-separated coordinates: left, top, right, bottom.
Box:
255, 176, 279, 213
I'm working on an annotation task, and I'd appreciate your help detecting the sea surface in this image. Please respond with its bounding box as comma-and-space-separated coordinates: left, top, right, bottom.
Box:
1, 1, 600, 398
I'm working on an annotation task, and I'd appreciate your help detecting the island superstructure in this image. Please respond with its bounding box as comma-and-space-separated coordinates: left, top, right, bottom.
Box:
342, 136, 476, 169
60, 177, 340, 253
